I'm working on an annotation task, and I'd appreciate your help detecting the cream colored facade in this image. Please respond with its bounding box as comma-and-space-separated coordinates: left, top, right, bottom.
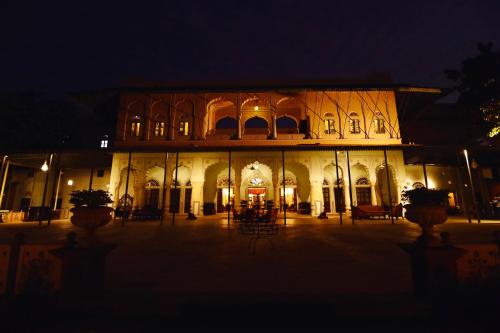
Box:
108, 88, 407, 216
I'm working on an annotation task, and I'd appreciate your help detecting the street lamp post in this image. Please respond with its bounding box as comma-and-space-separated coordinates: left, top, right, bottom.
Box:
463, 149, 480, 224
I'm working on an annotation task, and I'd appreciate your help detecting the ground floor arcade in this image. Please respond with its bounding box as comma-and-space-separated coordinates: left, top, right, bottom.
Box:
109, 149, 408, 218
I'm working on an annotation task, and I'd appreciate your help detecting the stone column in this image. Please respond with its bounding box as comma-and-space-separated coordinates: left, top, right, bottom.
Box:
272, 114, 277, 139
272, 159, 280, 208
371, 184, 377, 205
190, 181, 204, 216
309, 156, 323, 216
108, 154, 123, 208
134, 183, 144, 209
190, 157, 205, 216
310, 180, 323, 216
237, 94, 242, 139
234, 160, 241, 209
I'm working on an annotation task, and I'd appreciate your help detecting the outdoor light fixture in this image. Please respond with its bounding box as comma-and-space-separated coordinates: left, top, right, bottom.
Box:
254, 106, 259, 111
67, 179, 74, 186
41, 161, 49, 172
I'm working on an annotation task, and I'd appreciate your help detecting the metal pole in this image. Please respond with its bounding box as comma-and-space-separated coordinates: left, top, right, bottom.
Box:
346, 150, 354, 224
160, 152, 168, 225
88, 168, 94, 191
282, 150, 286, 226
228, 150, 231, 228
455, 151, 471, 223
334, 150, 343, 225
39, 153, 53, 226
47, 152, 62, 226
122, 152, 132, 227
0, 159, 10, 210
384, 149, 394, 224
171, 151, 179, 226
421, 147, 428, 188
422, 163, 428, 188
464, 149, 480, 224
53, 171, 62, 211
0, 155, 7, 187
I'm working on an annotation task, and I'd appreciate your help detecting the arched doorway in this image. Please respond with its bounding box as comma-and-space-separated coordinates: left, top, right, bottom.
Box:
280, 173, 298, 212
216, 173, 234, 213
276, 116, 298, 134
170, 165, 192, 214
376, 164, 398, 207
144, 179, 160, 209
244, 116, 269, 135
323, 164, 345, 213
241, 161, 273, 209
351, 163, 371, 206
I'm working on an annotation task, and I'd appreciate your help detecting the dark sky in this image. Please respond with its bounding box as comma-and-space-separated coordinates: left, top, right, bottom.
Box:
2, 0, 500, 93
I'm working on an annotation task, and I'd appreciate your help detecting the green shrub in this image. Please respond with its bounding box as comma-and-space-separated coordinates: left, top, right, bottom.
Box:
69, 189, 113, 208
401, 188, 449, 206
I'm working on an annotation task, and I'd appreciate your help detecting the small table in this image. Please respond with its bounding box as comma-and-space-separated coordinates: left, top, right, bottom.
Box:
238, 222, 280, 254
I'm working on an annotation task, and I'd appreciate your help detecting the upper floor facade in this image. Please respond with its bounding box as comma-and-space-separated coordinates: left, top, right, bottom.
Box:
114, 87, 408, 150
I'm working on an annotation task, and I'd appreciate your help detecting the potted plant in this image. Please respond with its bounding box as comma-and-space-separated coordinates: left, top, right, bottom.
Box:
69, 189, 114, 238
402, 188, 450, 243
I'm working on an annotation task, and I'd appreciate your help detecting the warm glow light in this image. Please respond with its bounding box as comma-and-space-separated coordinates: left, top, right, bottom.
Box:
41, 161, 48, 172
254, 106, 259, 111
67, 179, 74, 186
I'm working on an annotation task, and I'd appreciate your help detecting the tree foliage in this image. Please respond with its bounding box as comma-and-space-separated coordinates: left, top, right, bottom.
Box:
445, 43, 500, 142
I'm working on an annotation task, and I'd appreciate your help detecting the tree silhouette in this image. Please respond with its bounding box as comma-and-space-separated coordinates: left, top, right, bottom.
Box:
445, 43, 500, 144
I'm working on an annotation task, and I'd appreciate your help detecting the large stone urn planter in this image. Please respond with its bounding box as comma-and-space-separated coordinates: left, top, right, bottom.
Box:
70, 207, 114, 237
404, 204, 448, 244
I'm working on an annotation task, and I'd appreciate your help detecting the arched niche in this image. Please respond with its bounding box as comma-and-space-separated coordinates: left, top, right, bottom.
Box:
206, 99, 236, 135
276, 98, 302, 121
244, 116, 269, 135
215, 116, 237, 135
174, 100, 194, 138
172, 165, 191, 186
126, 101, 145, 138
375, 164, 398, 206
276, 116, 298, 134
150, 102, 169, 138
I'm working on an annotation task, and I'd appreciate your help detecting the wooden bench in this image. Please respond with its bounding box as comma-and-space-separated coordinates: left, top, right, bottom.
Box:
352, 205, 389, 219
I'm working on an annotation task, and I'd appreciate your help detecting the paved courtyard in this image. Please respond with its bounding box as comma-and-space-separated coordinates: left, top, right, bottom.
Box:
1, 216, 499, 295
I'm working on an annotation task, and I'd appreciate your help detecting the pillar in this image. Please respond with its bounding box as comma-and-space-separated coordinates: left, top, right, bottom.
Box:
310, 180, 323, 216
371, 184, 377, 205
309, 156, 323, 216
237, 94, 242, 139
234, 160, 241, 208
0, 160, 10, 209
190, 157, 204, 216
272, 114, 277, 139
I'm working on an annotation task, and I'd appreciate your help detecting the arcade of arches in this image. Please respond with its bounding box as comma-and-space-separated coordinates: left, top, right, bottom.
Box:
109, 150, 405, 216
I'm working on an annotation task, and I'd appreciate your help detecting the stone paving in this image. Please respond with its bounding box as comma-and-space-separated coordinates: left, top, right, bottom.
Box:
1, 216, 499, 295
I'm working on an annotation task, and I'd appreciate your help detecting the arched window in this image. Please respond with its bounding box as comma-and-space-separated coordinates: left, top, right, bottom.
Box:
356, 177, 370, 185
144, 179, 160, 209
154, 121, 166, 137
374, 118, 386, 134
412, 182, 425, 189
178, 113, 190, 136
355, 177, 371, 205
276, 116, 298, 134
349, 112, 361, 134
244, 116, 269, 134
215, 116, 237, 129
129, 114, 142, 137
151, 102, 169, 138
324, 113, 335, 134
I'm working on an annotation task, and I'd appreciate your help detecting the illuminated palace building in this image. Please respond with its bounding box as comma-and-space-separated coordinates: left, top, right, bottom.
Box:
106, 83, 446, 219
3, 82, 476, 222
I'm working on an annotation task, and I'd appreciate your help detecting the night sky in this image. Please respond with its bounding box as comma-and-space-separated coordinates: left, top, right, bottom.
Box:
2, 0, 500, 93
